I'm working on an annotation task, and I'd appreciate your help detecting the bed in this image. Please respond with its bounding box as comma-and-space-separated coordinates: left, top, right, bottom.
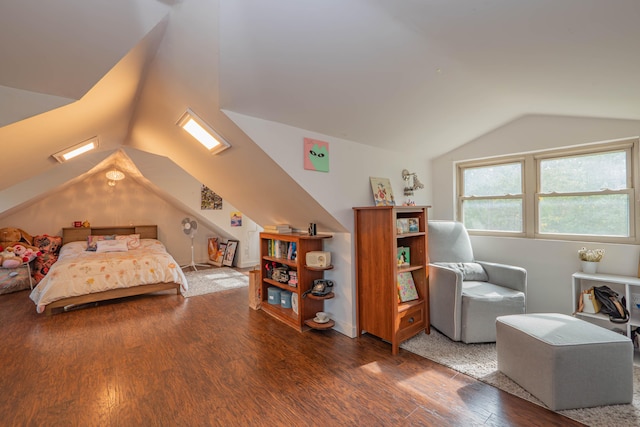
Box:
29, 225, 187, 315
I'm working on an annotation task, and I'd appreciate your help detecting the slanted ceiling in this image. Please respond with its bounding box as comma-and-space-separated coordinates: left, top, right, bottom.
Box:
1, 1, 639, 231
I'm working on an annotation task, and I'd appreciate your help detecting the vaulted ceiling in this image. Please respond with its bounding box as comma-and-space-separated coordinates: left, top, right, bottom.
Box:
1, 1, 639, 228
219, 0, 640, 154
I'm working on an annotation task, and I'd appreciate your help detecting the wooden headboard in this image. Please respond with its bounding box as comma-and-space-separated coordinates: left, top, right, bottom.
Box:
62, 225, 158, 245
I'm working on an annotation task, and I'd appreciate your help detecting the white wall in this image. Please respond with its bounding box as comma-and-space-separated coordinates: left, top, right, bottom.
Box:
225, 110, 433, 337
431, 114, 640, 314
125, 148, 260, 268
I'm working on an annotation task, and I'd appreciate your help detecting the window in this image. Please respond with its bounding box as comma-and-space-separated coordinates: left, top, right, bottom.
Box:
459, 161, 524, 233
457, 138, 638, 243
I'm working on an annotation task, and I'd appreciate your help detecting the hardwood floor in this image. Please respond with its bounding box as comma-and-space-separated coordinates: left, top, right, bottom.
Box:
0, 287, 583, 426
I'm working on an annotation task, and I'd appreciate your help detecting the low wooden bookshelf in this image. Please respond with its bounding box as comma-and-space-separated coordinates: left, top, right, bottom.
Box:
259, 232, 333, 331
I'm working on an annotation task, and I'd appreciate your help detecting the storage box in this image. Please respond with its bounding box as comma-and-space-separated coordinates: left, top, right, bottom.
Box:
280, 290, 292, 308
248, 270, 261, 310
267, 287, 281, 305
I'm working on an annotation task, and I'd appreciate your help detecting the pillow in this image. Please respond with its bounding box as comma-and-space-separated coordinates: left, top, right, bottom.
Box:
115, 234, 141, 249
433, 262, 488, 282
86, 235, 116, 251
32, 252, 59, 284
95, 239, 129, 253
33, 234, 63, 255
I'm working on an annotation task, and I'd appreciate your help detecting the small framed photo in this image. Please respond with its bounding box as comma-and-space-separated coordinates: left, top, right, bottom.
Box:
396, 218, 409, 234
223, 240, 239, 267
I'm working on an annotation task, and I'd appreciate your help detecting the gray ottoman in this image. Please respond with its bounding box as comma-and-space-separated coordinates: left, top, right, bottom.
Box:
496, 313, 633, 410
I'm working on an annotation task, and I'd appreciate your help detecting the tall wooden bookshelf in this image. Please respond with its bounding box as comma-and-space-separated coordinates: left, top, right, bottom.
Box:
353, 206, 430, 354
259, 232, 333, 331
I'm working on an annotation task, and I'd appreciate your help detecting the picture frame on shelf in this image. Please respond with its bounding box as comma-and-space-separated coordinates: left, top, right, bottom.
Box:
408, 218, 419, 232
396, 218, 409, 234
223, 240, 239, 266
397, 247, 410, 266
397, 271, 419, 302
370, 177, 396, 206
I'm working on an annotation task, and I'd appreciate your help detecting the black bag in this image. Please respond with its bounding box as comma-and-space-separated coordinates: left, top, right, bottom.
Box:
593, 285, 629, 323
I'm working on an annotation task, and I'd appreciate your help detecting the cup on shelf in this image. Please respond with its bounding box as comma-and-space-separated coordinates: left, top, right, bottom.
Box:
315, 311, 329, 322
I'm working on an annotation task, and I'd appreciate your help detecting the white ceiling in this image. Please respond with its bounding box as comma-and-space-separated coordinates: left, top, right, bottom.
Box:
219, 0, 640, 156
1, 0, 639, 223
3, 0, 639, 157
0, 0, 171, 126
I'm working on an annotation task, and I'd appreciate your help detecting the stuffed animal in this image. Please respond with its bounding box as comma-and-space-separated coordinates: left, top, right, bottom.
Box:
0, 246, 22, 268
11, 244, 40, 264
0, 243, 41, 268
0, 227, 33, 248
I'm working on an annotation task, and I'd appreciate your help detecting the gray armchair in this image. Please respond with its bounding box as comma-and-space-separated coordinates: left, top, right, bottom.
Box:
428, 221, 526, 343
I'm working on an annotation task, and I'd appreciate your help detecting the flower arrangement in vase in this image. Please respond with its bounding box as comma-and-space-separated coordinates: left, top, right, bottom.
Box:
578, 247, 604, 274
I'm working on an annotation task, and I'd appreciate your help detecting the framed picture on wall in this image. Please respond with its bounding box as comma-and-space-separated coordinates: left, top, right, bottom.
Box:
201, 185, 222, 210
223, 240, 239, 267
304, 137, 329, 172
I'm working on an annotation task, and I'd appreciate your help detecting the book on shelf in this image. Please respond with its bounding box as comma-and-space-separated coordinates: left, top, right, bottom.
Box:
408, 218, 419, 232
397, 247, 410, 267
274, 240, 289, 258
264, 224, 292, 233
397, 271, 419, 302
287, 242, 297, 260
268, 239, 297, 260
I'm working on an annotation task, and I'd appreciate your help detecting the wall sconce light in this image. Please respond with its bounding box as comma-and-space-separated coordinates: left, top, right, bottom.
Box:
176, 108, 231, 155
402, 169, 424, 196
52, 137, 99, 163
106, 168, 125, 187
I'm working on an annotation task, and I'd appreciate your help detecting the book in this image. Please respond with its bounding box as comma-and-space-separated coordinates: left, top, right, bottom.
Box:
287, 242, 297, 260
397, 247, 410, 266
264, 224, 292, 233
397, 272, 418, 302
274, 240, 288, 258
408, 218, 419, 232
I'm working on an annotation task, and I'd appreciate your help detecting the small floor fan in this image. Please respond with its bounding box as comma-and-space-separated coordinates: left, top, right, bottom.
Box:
180, 217, 210, 271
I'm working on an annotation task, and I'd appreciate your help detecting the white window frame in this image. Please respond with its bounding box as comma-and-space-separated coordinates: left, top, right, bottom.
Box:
456, 138, 640, 244
457, 157, 526, 236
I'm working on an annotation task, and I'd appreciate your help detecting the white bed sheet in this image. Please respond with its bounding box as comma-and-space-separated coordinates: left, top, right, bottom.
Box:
30, 239, 188, 313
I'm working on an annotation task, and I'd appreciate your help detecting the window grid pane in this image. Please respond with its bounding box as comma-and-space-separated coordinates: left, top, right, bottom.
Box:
539, 151, 627, 193
538, 194, 629, 236
463, 163, 522, 197
462, 199, 523, 232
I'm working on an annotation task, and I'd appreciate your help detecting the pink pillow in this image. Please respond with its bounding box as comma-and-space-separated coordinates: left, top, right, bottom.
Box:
116, 234, 141, 249
33, 235, 63, 255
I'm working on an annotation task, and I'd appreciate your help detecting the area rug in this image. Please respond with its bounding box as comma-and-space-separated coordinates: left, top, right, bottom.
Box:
181, 267, 248, 298
400, 328, 640, 427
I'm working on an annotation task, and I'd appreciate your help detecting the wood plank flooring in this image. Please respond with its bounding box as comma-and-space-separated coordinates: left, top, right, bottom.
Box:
0, 286, 583, 426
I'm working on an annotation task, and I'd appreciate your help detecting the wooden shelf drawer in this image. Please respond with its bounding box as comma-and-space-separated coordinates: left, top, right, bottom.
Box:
397, 304, 425, 341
